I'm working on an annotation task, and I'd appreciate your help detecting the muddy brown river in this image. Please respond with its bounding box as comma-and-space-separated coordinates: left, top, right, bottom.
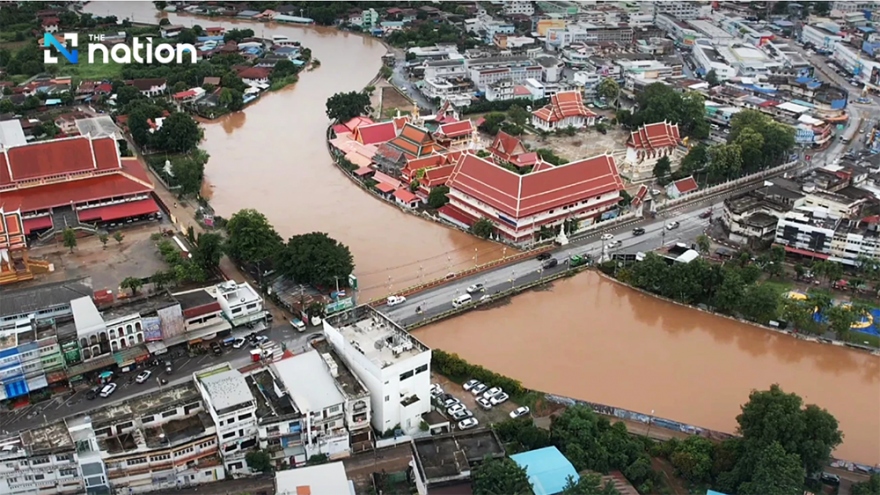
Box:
87, 2, 880, 464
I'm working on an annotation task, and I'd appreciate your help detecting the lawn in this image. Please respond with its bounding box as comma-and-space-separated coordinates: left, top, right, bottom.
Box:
53, 59, 124, 81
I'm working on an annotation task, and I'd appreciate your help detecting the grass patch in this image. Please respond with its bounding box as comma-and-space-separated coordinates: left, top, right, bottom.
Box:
52, 59, 124, 80
761, 278, 793, 295
848, 331, 880, 348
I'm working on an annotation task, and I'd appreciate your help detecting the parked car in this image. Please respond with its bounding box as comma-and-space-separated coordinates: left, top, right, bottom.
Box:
443, 397, 461, 408
820, 473, 840, 485
600, 233, 614, 240
99, 383, 117, 398
451, 409, 473, 421
666, 221, 680, 230
632, 227, 645, 236
536, 252, 552, 261
458, 418, 479, 430
463, 379, 480, 391
476, 397, 493, 410
232, 338, 246, 349
430, 384, 443, 397
85, 386, 100, 400
466, 284, 484, 294
135, 370, 152, 384
509, 406, 530, 419
211, 342, 223, 355
291, 318, 306, 332
490, 392, 509, 405
249, 335, 268, 347
471, 383, 488, 395
447, 403, 466, 416
482, 387, 503, 400
386, 295, 406, 307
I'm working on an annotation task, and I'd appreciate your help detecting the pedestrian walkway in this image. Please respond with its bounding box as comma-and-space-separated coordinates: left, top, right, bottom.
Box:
149, 476, 274, 495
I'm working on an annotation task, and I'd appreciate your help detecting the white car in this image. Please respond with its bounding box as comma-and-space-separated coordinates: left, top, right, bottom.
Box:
463, 379, 480, 391
476, 397, 493, 410
232, 338, 246, 349
490, 393, 509, 405
447, 403, 466, 415
442, 397, 460, 408
600, 233, 614, 240
430, 384, 443, 397
99, 383, 117, 398
466, 284, 484, 294
509, 406, 530, 419
135, 370, 151, 384
386, 295, 406, 307
666, 221, 680, 230
482, 387, 503, 400
451, 409, 473, 421
470, 383, 488, 395
458, 418, 479, 430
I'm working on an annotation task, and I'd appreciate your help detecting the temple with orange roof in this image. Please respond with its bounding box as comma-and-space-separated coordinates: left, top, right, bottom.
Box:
0, 135, 160, 246
621, 121, 684, 181
373, 120, 445, 175
531, 91, 597, 131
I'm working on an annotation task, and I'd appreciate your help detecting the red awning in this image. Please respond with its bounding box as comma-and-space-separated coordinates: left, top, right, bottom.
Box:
78, 198, 160, 222
22, 216, 53, 234
783, 245, 829, 260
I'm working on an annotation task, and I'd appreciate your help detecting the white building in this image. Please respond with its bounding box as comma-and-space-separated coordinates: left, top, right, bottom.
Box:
832, 43, 880, 84
322, 306, 432, 435
423, 58, 468, 81
831, 1, 875, 14
275, 462, 354, 495
194, 364, 258, 473
531, 90, 596, 131
0, 423, 83, 495
692, 39, 737, 80
714, 43, 782, 76
653, 1, 704, 20
800, 23, 844, 50
687, 19, 735, 44
209, 281, 265, 327
654, 14, 699, 46
503, 1, 534, 16
621, 121, 683, 181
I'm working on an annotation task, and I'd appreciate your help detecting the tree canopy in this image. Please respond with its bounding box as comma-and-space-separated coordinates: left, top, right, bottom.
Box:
632, 83, 708, 139
325, 91, 372, 123
224, 209, 284, 264
275, 232, 355, 287
472, 457, 532, 495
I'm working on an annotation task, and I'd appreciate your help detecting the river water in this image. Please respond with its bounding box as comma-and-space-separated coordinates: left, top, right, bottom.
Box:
85, 2, 880, 464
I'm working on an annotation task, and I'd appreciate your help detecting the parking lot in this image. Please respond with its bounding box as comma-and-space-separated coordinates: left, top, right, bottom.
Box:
430, 373, 520, 430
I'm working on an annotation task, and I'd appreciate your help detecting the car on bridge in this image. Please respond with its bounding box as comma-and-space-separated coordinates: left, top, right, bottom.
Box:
466, 284, 484, 294
600, 233, 614, 240
632, 227, 645, 236
386, 295, 406, 307
666, 221, 680, 230
536, 252, 552, 261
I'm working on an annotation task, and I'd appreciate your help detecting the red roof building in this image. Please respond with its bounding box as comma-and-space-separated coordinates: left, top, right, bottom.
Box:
433, 120, 475, 148
373, 123, 445, 174
41, 17, 60, 32
343, 116, 375, 133
353, 121, 397, 145
444, 152, 624, 244
666, 176, 699, 199
0, 135, 159, 236
393, 188, 420, 209
531, 91, 597, 131
623, 121, 683, 182
488, 131, 540, 169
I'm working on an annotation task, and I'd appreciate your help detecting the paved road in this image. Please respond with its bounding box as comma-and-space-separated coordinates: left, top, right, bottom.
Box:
390, 52, 435, 112
376, 203, 715, 327
0, 325, 324, 434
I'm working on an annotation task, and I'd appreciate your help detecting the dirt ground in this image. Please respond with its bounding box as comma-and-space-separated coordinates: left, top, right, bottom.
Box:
651, 457, 689, 495
431, 373, 522, 426
521, 127, 629, 162
25, 222, 172, 293
380, 85, 413, 118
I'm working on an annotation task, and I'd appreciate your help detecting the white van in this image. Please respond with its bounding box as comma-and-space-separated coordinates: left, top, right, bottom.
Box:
452, 294, 472, 308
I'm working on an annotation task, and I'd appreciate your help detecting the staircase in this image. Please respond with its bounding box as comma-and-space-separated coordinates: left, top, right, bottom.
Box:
34, 207, 97, 245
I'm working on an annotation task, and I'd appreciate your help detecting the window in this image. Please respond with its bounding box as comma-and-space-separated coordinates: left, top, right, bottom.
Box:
31, 457, 49, 465
328, 405, 340, 414
55, 453, 72, 462
33, 474, 45, 480
229, 462, 243, 470
222, 431, 236, 439
116, 421, 133, 431
227, 417, 235, 424
142, 415, 154, 424
127, 457, 147, 466
232, 307, 242, 314
399, 370, 414, 381
162, 409, 177, 418
384, 395, 390, 402
238, 412, 252, 420
415, 364, 428, 374
246, 303, 257, 310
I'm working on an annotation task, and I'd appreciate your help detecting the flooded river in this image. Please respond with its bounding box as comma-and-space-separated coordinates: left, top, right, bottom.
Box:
86, 3, 880, 464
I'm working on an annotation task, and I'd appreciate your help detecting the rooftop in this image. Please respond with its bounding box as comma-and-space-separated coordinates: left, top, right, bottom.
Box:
100, 294, 179, 324
74, 116, 121, 139
272, 350, 346, 412
412, 429, 505, 482
275, 461, 352, 495
325, 306, 430, 369
0, 277, 93, 320
311, 338, 369, 398
197, 366, 254, 414
142, 412, 214, 449
510, 447, 579, 495
249, 370, 299, 422
20, 420, 73, 454
0, 119, 27, 147
88, 383, 201, 428
172, 288, 217, 310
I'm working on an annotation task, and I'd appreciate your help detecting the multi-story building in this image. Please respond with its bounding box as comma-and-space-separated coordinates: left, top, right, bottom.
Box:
692, 39, 737, 80
208, 281, 265, 328
0, 422, 83, 494
545, 22, 633, 50
503, 1, 534, 16
309, 339, 372, 449
800, 23, 844, 50
654, 14, 699, 46
686, 20, 735, 44
717, 16, 775, 47
66, 414, 111, 495
443, 148, 623, 245
322, 305, 432, 434
832, 43, 880, 85
87, 383, 223, 492
831, 1, 875, 14
652, 1, 703, 20
467, 56, 543, 90
194, 364, 258, 474
0, 318, 66, 404
423, 58, 468, 81
0, 278, 94, 331
723, 189, 799, 245
620, 121, 683, 181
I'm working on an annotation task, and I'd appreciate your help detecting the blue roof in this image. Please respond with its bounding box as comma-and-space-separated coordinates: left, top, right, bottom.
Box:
707, 491, 730, 495
858, 26, 875, 33
510, 447, 578, 495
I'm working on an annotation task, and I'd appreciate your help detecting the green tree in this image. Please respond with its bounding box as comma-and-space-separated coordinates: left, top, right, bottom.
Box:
561, 473, 619, 495
427, 185, 450, 208
507, 105, 530, 126
224, 28, 255, 43
245, 450, 272, 473
653, 156, 672, 184
695, 234, 711, 254
151, 270, 176, 290
171, 155, 206, 197
707, 143, 743, 182
734, 127, 766, 173
192, 232, 223, 272
113, 231, 125, 245
479, 112, 507, 135
325, 91, 372, 122
155, 112, 204, 154
98, 233, 109, 250
825, 304, 857, 339
668, 436, 716, 484
737, 442, 805, 495
472, 457, 532, 495
62, 228, 77, 253
219, 88, 234, 106
713, 268, 745, 314
851, 473, 880, 495
737, 283, 781, 323
276, 232, 355, 287
471, 218, 494, 239
781, 299, 817, 334
705, 69, 720, 86
225, 209, 283, 264
597, 77, 620, 104
120, 276, 144, 296
115, 85, 142, 106
271, 59, 299, 80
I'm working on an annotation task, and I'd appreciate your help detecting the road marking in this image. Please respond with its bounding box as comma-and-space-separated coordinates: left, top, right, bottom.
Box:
182, 358, 192, 369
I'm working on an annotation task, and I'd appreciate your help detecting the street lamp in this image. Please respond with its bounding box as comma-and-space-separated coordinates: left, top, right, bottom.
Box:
510, 270, 516, 289
502, 246, 507, 259
387, 276, 393, 294
645, 409, 655, 440
474, 248, 479, 267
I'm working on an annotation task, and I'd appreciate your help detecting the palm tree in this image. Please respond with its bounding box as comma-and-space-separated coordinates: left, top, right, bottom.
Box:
695, 234, 711, 254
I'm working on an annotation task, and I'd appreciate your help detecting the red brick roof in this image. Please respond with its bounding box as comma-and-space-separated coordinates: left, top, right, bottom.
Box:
401, 151, 463, 181
672, 176, 698, 195
237, 67, 271, 80
488, 130, 527, 162
393, 188, 419, 204
343, 116, 374, 133
629, 121, 681, 150
531, 91, 596, 124
42, 17, 60, 26
435, 120, 474, 139
128, 78, 166, 91
354, 121, 397, 145
531, 161, 554, 172
631, 184, 649, 207
447, 152, 624, 218
383, 123, 444, 159
0, 136, 121, 186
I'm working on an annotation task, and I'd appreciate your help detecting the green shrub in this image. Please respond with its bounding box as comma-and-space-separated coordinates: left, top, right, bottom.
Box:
432, 349, 524, 397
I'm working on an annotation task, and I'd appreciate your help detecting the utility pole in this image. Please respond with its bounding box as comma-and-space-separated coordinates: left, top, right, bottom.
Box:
473, 248, 478, 267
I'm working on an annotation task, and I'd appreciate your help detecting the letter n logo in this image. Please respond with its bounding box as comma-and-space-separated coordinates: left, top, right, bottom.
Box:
43, 33, 79, 64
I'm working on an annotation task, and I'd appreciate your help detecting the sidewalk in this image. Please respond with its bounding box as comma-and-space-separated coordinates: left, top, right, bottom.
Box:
150, 476, 274, 495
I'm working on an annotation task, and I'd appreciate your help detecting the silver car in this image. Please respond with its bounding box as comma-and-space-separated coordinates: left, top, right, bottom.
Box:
482, 387, 503, 400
